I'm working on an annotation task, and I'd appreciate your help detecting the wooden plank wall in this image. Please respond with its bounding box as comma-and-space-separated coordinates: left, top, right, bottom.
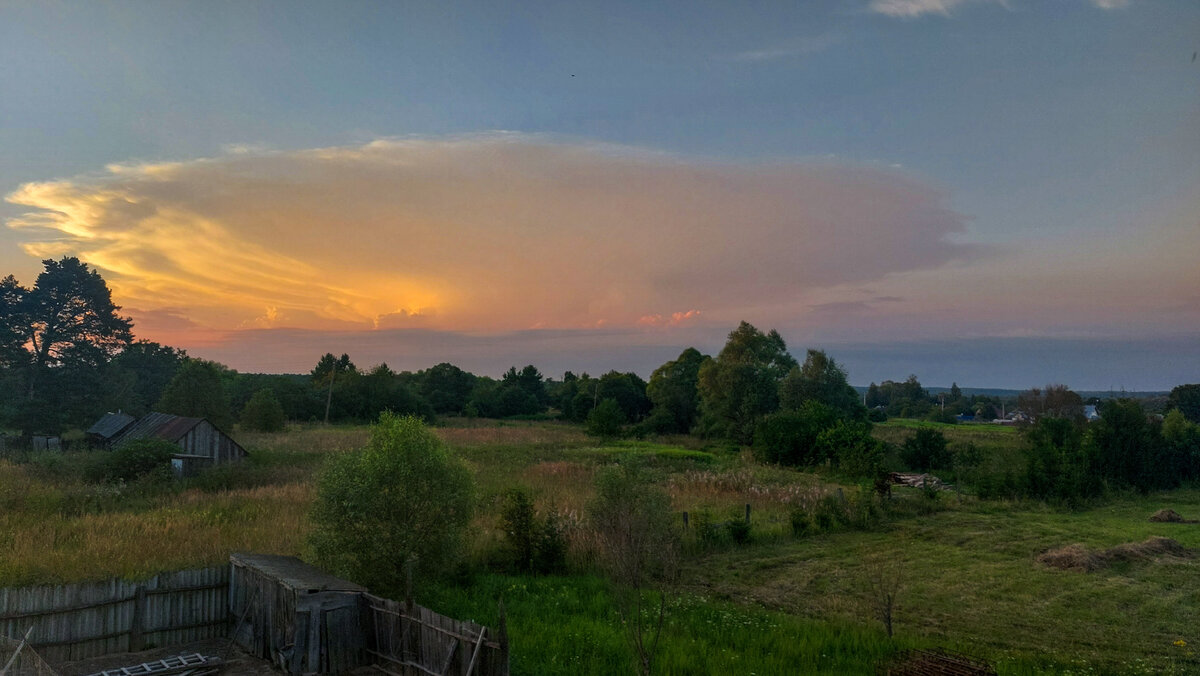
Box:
0, 567, 228, 663
365, 594, 507, 676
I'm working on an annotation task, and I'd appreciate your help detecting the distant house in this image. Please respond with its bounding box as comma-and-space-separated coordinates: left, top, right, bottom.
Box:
111, 411, 247, 476
86, 412, 137, 449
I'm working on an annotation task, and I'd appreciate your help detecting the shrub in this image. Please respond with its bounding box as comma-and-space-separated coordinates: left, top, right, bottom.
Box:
867, 408, 888, 423
586, 398, 626, 438
900, 428, 951, 472
534, 512, 568, 574
790, 508, 812, 537
309, 413, 473, 589
501, 488, 538, 572
240, 388, 287, 432
753, 401, 837, 466
89, 439, 176, 483
726, 517, 752, 545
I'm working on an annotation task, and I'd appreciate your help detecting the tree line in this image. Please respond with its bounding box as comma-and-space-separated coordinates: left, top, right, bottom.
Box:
3, 258, 1199, 478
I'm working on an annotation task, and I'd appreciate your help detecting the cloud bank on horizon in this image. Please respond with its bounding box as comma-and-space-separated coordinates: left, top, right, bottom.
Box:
4, 133, 1197, 386
6, 134, 976, 333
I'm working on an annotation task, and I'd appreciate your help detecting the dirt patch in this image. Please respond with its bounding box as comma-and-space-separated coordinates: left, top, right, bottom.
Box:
1037, 537, 1193, 573
53, 639, 274, 676
1149, 509, 1198, 523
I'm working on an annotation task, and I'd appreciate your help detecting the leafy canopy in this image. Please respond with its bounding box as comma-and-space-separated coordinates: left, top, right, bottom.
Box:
309, 413, 473, 589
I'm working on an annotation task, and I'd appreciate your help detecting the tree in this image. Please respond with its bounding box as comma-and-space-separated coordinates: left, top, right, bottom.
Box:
241, 388, 287, 432
419, 362, 476, 415
106, 340, 187, 416
1087, 399, 1163, 492
697, 321, 797, 443
587, 398, 626, 438
157, 359, 233, 429
900, 428, 951, 472
589, 465, 679, 676
1168, 384, 1200, 424
5, 257, 132, 399
309, 413, 473, 588
779, 349, 863, 419
753, 401, 838, 467
645, 347, 709, 434
312, 353, 356, 424
0, 275, 28, 369
1017, 384, 1084, 423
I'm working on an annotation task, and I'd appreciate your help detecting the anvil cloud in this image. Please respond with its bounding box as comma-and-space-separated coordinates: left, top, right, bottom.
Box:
7, 135, 974, 339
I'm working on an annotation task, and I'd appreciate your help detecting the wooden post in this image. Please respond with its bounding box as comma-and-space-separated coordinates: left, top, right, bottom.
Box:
129, 586, 146, 652
497, 599, 509, 676
744, 504, 751, 524
682, 511, 689, 529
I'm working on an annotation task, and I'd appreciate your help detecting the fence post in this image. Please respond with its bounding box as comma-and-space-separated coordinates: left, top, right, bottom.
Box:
129, 586, 146, 652
496, 599, 509, 676
744, 504, 751, 524
682, 511, 688, 529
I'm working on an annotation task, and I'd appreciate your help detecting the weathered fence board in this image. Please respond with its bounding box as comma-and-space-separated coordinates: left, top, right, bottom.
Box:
366, 595, 507, 676
0, 568, 228, 663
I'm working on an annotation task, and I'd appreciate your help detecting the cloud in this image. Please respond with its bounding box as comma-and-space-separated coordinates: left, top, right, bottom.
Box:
6, 134, 974, 340
869, 0, 1129, 17
867, 0, 974, 18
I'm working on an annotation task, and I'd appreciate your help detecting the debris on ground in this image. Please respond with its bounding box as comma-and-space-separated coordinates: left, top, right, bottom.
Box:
888, 472, 953, 491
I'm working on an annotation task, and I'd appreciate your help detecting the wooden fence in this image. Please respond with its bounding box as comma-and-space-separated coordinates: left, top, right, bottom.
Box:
366, 594, 508, 676
0, 567, 228, 663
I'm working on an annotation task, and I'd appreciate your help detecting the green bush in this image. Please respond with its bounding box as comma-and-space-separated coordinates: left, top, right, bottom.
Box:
586, 398, 626, 438
753, 402, 837, 466
790, 508, 812, 537
309, 412, 474, 589
240, 388, 286, 432
501, 488, 537, 572
900, 428, 951, 472
89, 439, 176, 483
726, 517, 751, 545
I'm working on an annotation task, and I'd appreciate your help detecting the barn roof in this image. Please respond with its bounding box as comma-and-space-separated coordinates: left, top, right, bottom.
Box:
230, 553, 367, 593
87, 412, 136, 439
113, 411, 205, 446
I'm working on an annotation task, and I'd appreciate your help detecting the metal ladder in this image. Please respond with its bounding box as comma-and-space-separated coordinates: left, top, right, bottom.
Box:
85, 653, 222, 676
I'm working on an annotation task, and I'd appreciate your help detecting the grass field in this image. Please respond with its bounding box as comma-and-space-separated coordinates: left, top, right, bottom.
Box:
2, 418, 1198, 674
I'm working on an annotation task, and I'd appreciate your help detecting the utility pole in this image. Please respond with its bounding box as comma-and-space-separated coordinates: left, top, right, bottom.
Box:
323, 363, 337, 425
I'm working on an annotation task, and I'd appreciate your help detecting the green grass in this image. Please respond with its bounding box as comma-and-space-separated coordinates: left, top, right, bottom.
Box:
421, 573, 925, 675
3, 419, 1199, 674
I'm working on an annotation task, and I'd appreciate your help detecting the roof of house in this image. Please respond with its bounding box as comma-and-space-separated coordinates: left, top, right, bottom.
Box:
87, 412, 137, 439
230, 553, 367, 593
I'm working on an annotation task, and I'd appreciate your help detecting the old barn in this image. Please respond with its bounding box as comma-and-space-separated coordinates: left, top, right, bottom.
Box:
86, 411, 136, 449
111, 412, 247, 476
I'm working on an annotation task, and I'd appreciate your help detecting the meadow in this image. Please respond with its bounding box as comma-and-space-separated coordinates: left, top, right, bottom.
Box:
1, 420, 1198, 674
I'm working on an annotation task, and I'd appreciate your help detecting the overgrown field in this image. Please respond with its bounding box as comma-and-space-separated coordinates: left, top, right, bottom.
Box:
2, 419, 1198, 674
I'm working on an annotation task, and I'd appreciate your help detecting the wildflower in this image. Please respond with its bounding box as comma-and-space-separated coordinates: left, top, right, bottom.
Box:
1173, 639, 1187, 648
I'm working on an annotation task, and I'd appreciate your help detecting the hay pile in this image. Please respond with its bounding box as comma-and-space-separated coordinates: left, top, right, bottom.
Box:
1149, 509, 1196, 523
1037, 537, 1192, 572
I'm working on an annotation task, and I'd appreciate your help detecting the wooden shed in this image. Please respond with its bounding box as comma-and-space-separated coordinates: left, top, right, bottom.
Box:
111, 412, 246, 476
229, 553, 369, 676
86, 412, 136, 449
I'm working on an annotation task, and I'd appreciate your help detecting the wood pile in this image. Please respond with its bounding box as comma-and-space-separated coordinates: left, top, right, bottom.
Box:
881, 649, 996, 675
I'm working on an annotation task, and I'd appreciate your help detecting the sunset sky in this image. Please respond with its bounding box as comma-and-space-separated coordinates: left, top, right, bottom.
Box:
2, 0, 1198, 389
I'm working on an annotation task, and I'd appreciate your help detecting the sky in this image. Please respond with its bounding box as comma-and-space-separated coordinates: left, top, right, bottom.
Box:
2, 0, 1198, 390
